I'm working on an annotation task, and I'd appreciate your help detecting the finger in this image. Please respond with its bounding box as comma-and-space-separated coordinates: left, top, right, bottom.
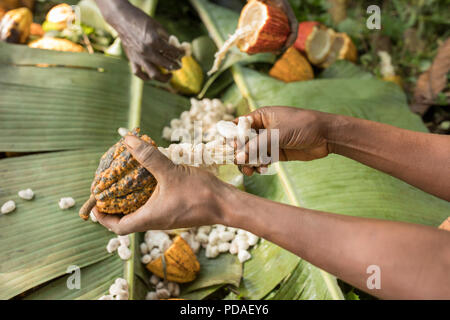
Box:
236, 128, 276, 167
285, 7, 299, 50
124, 135, 175, 181
149, 49, 181, 71
131, 62, 150, 81
233, 109, 266, 130
93, 207, 123, 234
235, 148, 249, 165
156, 38, 184, 62
151, 19, 170, 39
283, 18, 298, 51
247, 129, 275, 166
113, 202, 157, 234
141, 60, 171, 82
240, 165, 255, 177
124, 46, 150, 80
256, 164, 269, 174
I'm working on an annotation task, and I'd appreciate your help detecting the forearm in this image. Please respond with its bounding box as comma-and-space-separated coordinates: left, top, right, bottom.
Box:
326, 114, 450, 201
221, 186, 450, 299
95, 0, 132, 26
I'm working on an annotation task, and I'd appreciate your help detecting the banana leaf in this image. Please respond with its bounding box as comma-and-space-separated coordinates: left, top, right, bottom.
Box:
181, 249, 242, 295
191, 0, 450, 300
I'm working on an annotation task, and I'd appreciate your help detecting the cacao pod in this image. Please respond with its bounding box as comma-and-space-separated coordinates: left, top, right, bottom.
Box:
269, 46, 314, 82
236, 0, 290, 54
79, 128, 157, 220
317, 33, 358, 68
0, 7, 32, 44
146, 236, 201, 283
44, 3, 75, 31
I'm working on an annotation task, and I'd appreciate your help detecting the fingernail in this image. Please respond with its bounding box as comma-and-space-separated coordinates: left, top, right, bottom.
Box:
124, 135, 140, 149
236, 151, 246, 164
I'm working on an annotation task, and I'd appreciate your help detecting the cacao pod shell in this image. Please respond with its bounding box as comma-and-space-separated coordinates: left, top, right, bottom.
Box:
269, 46, 314, 82
0, 7, 32, 44
79, 128, 157, 220
146, 236, 201, 283
237, 0, 290, 54
28, 37, 85, 52
170, 55, 204, 95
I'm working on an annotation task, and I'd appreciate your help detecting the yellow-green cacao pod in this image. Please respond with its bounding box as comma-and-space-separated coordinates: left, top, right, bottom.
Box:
170, 55, 204, 95
0, 7, 32, 44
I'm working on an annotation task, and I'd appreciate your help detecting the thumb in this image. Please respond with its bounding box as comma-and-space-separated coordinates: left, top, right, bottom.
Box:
124, 135, 174, 180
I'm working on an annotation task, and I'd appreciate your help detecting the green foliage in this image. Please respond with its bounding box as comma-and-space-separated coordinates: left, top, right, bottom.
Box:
288, 0, 330, 25
341, 0, 449, 100
345, 289, 360, 300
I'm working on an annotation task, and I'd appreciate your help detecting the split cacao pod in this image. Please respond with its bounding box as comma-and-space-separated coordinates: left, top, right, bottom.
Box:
146, 236, 200, 283
237, 0, 290, 54
317, 32, 358, 68
269, 46, 314, 82
0, 7, 32, 44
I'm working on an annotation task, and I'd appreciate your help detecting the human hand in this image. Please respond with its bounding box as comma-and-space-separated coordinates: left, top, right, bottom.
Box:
261, 0, 298, 51
96, 0, 184, 81
93, 135, 231, 235
235, 106, 332, 176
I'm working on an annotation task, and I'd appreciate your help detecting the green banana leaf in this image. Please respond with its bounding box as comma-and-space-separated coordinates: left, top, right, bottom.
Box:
2, 0, 448, 301
191, 0, 450, 300
78, 0, 119, 37
24, 257, 123, 300
319, 60, 374, 80
0, 43, 129, 152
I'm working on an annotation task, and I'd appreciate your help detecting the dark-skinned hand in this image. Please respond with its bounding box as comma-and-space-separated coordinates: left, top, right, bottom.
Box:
234, 106, 332, 176
93, 135, 232, 235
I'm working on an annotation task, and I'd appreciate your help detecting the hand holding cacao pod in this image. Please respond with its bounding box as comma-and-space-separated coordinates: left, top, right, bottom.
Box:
86, 131, 229, 235
234, 106, 332, 176
79, 129, 157, 221
258, 0, 298, 52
